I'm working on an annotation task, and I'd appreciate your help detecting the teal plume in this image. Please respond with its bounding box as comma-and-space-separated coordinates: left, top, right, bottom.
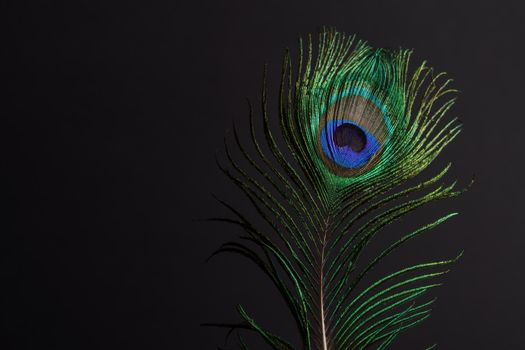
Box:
205, 28, 469, 350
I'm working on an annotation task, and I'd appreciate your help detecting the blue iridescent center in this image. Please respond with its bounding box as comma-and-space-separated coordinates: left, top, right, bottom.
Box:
320, 120, 381, 169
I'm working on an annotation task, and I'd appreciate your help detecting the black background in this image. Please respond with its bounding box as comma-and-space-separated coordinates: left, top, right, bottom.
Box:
5, 0, 525, 349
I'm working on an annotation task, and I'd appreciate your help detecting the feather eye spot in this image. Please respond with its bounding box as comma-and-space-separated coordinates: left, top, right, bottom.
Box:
316, 94, 389, 176
319, 120, 381, 170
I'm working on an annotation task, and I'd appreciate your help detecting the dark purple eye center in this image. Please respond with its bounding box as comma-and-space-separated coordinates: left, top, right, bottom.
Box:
333, 123, 367, 152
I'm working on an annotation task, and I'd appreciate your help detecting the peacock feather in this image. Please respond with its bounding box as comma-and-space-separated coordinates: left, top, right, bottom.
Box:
205, 28, 468, 350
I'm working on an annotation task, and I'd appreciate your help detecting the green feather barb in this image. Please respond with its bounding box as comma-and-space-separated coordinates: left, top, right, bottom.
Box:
206, 28, 467, 350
